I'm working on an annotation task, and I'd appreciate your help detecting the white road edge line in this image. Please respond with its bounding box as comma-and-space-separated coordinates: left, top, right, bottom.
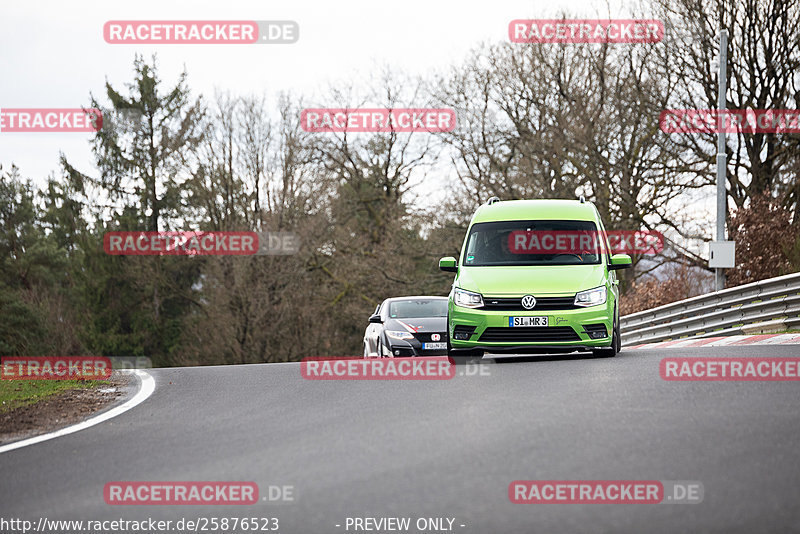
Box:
0, 369, 155, 455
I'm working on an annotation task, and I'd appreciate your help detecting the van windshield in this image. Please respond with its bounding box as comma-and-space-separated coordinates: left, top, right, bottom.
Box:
462, 220, 605, 266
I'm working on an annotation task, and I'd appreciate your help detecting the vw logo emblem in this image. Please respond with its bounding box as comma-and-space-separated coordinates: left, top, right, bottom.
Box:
431, 333, 441, 341
521, 295, 536, 309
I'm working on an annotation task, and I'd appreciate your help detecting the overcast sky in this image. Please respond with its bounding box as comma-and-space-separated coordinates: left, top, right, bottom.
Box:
0, 0, 643, 183
4, 0, 716, 248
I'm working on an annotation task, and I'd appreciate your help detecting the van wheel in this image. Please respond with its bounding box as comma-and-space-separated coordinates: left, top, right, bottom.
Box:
447, 343, 484, 365
449, 352, 484, 365
591, 319, 620, 358
446, 315, 483, 364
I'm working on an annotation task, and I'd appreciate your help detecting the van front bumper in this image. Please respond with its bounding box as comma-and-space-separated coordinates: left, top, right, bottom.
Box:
448, 301, 614, 352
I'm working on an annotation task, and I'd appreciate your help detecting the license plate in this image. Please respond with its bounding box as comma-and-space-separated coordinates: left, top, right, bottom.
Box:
423, 342, 447, 350
509, 316, 548, 327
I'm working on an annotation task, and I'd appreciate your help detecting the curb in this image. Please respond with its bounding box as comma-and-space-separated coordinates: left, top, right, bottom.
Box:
0, 369, 155, 454
627, 333, 800, 350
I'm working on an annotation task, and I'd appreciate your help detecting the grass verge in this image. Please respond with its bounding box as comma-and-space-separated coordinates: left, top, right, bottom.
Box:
0, 379, 108, 413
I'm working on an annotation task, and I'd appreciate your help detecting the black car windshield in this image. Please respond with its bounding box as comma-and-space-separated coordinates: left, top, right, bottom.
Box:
462, 220, 604, 266
388, 299, 448, 318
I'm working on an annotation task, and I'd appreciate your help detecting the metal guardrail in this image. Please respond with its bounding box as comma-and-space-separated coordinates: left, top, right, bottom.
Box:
620, 272, 800, 346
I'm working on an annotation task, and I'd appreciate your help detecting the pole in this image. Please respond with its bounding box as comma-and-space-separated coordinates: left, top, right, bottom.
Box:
715, 28, 728, 291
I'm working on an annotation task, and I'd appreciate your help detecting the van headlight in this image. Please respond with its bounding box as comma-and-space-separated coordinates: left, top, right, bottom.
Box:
453, 288, 484, 308
574, 286, 607, 307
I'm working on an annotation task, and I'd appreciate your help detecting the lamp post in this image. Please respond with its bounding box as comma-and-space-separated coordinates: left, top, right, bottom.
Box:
714, 28, 729, 291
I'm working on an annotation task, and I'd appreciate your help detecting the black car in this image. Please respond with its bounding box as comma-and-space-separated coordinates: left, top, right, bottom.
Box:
363, 296, 449, 357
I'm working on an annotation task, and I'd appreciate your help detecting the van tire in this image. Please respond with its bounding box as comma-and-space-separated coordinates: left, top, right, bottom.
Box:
446, 325, 483, 364
592, 317, 620, 358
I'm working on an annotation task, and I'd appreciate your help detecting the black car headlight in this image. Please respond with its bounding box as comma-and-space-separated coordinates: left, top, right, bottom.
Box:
386, 330, 414, 341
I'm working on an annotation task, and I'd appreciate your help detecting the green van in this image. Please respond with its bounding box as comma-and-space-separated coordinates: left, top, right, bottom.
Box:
439, 198, 632, 358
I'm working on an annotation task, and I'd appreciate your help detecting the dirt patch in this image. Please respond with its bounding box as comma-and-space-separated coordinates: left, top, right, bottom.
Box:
0, 372, 132, 445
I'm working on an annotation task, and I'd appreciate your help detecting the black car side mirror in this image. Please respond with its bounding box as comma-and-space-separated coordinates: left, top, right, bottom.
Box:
368, 314, 382, 323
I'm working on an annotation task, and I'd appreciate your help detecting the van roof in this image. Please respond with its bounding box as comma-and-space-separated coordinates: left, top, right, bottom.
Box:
471, 199, 599, 224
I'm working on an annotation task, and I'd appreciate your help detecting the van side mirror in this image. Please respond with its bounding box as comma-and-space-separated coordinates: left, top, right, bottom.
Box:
369, 314, 383, 323
439, 256, 458, 272
608, 254, 632, 270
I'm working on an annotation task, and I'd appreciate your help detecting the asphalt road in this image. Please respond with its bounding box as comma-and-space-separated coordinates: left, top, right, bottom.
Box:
2, 345, 800, 533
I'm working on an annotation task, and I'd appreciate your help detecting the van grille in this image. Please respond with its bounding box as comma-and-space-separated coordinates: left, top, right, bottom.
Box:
478, 326, 581, 343
481, 296, 578, 311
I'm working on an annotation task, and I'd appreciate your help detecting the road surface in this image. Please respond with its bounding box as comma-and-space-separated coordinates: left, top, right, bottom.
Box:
2, 345, 800, 533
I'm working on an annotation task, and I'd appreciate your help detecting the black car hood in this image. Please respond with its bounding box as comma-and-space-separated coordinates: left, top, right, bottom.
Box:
384, 317, 447, 333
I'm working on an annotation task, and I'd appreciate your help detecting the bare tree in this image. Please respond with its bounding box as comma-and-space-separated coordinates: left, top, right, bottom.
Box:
655, 0, 800, 217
